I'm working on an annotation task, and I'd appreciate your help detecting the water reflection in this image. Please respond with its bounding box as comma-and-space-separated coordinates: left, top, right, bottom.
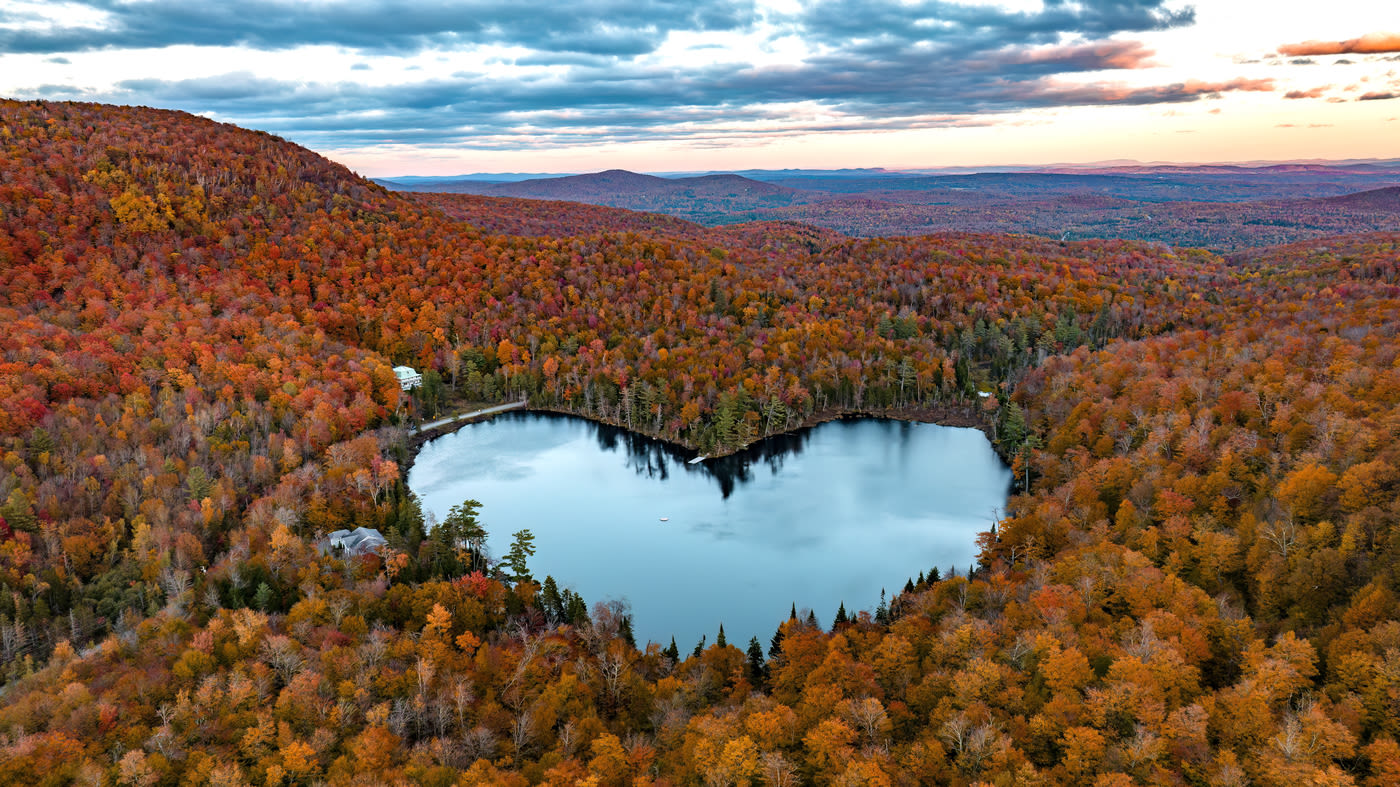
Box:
593, 421, 676, 483
588, 414, 836, 497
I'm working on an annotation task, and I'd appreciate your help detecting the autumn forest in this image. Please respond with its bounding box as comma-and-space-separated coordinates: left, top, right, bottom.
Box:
4, 99, 1400, 785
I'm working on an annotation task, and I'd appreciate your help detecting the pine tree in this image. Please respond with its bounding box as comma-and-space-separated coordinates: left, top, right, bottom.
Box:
254, 582, 273, 612
716, 623, 727, 648
665, 637, 680, 663
769, 624, 786, 660
746, 637, 767, 685
693, 635, 707, 657
503, 528, 535, 583
875, 589, 889, 625
833, 602, 849, 630
999, 401, 1028, 449
566, 592, 589, 625
541, 576, 563, 623
436, 499, 485, 575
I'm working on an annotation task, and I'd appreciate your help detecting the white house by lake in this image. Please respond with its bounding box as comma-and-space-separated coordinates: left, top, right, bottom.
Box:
394, 365, 422, 391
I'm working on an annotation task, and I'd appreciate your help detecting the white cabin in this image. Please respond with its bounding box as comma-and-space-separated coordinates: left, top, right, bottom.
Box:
393, 365, 422, 391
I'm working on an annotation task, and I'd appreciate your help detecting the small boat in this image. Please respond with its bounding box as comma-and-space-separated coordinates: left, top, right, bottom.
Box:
688, 455, 707, 464
659, 517, 670, 522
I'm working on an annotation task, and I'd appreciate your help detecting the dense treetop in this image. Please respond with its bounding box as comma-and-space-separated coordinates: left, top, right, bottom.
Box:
2, 99, 1400, 785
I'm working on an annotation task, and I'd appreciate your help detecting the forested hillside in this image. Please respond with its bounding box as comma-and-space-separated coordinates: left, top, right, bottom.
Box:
3, 100, 1400, 785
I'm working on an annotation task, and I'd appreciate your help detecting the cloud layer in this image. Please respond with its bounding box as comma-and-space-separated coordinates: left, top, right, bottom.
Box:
0, 0, 756, 56
3, 0, 1301, 152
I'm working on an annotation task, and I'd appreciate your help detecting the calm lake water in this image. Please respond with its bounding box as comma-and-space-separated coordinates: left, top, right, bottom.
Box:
408, 412, 1011, 650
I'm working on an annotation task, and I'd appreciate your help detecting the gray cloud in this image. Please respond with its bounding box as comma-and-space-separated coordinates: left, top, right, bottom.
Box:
0, 0, 756, 57
5, 0, 1224, 151
796, 0, 1192, 49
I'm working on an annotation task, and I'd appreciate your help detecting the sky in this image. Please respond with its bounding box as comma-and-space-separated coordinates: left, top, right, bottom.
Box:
1, 1, 1397, 176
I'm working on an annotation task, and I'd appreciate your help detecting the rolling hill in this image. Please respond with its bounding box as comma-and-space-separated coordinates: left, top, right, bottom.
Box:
1312, 185, 1400, 211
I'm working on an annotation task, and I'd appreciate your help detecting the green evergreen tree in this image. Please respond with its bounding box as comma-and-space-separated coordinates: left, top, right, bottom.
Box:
999, 401, 1028, 450
566, 592, 589, 625
877, 314, 894, 338
769, 624, 785, 661
0, 490, 37, 534
619, 616, 636, 650
665, 637, 680, 663
833, 602, 849, 630
746, 637, 767, 685
716, 623, 727, 649
503, 528, 535, 583
436, 499, 486, 575
693, 634, 706, 657
27, 427, 53, 459
541, 576, 563, 622
417, 369, 445, 418
185, 466, 214, 501
253, 582, 273, 612
386, 490, 426, 555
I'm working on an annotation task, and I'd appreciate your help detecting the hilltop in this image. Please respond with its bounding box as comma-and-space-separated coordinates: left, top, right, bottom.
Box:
1312, 185, 1400, 211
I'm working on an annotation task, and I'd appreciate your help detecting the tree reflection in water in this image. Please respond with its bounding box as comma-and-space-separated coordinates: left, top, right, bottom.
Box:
583, 416, 925, 498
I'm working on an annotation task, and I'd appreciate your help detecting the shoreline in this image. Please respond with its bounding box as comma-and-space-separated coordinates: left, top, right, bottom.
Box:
399, 399, 997, 480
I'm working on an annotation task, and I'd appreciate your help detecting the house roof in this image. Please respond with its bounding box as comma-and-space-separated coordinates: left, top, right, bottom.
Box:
324, 526, 387, 555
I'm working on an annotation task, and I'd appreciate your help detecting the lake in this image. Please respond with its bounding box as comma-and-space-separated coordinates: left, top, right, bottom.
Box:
408, 411, 1012, 650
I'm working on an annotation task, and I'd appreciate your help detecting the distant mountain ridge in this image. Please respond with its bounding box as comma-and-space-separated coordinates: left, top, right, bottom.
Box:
383, 168, 814, 221
491, 169, 803, 200
379, 164, 1400, 250
378, 157, 1400, 185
